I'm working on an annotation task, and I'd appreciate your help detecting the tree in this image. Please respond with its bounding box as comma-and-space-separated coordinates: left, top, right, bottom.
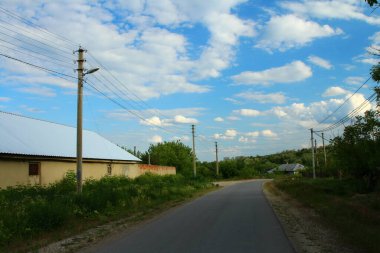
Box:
331, 108, 380, 191
365, 0, 379, 7
141, 141, 193, 177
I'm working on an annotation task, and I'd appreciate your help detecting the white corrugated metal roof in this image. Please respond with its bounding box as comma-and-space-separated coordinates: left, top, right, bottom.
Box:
0, 111, 140, 162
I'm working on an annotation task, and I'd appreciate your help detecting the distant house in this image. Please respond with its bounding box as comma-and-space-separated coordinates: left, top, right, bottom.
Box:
277, 163, 304, 174
0, 111, 175, 188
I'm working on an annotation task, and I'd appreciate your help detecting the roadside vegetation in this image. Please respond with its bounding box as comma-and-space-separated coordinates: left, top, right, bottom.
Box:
0, 172, 213, 252
274, 177, 380, 253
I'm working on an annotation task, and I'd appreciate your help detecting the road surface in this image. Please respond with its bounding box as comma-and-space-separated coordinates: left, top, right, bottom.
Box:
82, 180, 295, 253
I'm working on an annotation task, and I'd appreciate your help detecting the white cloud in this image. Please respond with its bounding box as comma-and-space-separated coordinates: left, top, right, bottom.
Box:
345, 76, 365, 85
246, 131, 260, 137
140, 116, 171, 126
17, 86, 56, 97
235, 91, 286, 104
149, 135, 163, 143
214, 128, 238, 140
232, 61, 312, 85
225, 129, 237, 137
214, 117, 224, 122
238, 136, 256, 143
358, 58, 378, 65
233, 109, 261, 117
256, 15, 342, 52
0, 1, 258, 100
174, 115, 198, 124
226, 116, 241, 121
261, 129, 277, 138
20, 105, 44, 113
308, 55, 332, 69
322, 86, 349, 97
0, 97, 11, 102
280, 0, 380, 26
370, 31, 380, 45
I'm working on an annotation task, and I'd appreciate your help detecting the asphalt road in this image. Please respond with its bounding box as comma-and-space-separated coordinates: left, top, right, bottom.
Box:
82, 180, 295, 253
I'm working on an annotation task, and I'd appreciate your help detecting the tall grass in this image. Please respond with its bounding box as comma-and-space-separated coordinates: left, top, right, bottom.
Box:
275, 177, 380, 253
0, 172, 212, 250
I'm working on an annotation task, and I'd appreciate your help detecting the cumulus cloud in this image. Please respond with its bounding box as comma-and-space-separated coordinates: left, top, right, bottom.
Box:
280, 0, 380, 25
256, 15, 342, 52
140, 116, 171, 126
269, 92, 373, 129
246, 131, 260, 137
233, 109, 261, 117
0, 97, 11, 102
235, 91, 286, 104
149, 135, 163, 143
261, 129, 277, 138
308, 55, 332, 69
214, 117, 224, 122
214, 129, 238, 140
174, 115, 198, 124
232, 61, 312, 85
345, 76, 365, 85
17, 86, 56, 97
0, 1, 256, 100
322, 86, 349, 97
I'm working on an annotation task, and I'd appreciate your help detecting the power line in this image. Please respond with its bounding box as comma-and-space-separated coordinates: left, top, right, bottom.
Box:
315, 77, 371, 128
315, 91, 376, 133
0, 52, 76, 80
0, 6, 77, 47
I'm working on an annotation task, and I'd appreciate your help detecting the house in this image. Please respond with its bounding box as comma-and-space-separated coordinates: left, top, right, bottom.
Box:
0, 111, 175, 188
277, 163, 305, 174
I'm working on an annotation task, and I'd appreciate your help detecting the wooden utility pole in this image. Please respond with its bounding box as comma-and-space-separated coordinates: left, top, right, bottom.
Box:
310, 128, 316, 179
192, 124, 196, 177
76, 47, 85, 193
215, 141, 219, 176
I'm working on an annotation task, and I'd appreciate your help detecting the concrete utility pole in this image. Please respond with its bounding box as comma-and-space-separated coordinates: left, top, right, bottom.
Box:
310, 128, 316, 179
322, 132, 327, 167
76, 47, 85, 193
76, 46, 99, 194
215, 141, 219, 176
192, 124, 196, 177
315, 139, 319, 168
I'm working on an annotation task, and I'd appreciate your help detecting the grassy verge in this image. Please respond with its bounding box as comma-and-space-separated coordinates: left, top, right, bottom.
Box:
274, 177, 380, 253
0, 172, 215, 253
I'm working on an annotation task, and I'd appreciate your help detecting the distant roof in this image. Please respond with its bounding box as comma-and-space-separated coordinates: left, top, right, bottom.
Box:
278, 163, 304, 172
0, 111, 140, 162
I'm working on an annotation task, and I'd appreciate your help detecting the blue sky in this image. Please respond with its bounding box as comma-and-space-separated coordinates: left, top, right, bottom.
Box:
0, 0, 379, 161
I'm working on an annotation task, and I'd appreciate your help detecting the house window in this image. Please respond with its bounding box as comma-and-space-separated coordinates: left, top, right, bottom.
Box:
29, 163, 40, 176
107, 164, 112, 175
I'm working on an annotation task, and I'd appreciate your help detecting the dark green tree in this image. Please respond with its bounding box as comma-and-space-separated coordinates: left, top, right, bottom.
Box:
331, 108, 380, 190
141, 141, 193, 177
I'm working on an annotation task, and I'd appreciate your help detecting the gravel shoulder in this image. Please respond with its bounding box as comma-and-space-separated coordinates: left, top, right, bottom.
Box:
263, 180, 357, 253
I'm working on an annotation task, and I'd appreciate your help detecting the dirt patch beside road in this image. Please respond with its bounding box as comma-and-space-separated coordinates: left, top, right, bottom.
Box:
263, 181, 357, 253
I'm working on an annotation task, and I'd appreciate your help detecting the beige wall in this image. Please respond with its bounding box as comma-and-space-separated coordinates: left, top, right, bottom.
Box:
0, 159, 175, 188
0, 159, 139, 188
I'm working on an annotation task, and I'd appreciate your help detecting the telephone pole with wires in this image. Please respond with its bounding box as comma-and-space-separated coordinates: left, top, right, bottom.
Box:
322, 132, 327, 167
75, 46, 99, 193
215, 141, 219, 177
192, 124, 196, 177
310, 128, 316, 179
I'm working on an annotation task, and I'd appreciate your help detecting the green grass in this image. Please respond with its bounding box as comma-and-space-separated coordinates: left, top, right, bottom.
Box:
0, 172, 214, 252
274, 177, 380, 253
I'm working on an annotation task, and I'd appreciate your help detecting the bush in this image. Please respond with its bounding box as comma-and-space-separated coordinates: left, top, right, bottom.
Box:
0, 172, 212, 249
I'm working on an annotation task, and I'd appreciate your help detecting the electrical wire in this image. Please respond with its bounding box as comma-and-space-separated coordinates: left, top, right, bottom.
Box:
315, 91, 376, 133
314, 77, 371, 128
